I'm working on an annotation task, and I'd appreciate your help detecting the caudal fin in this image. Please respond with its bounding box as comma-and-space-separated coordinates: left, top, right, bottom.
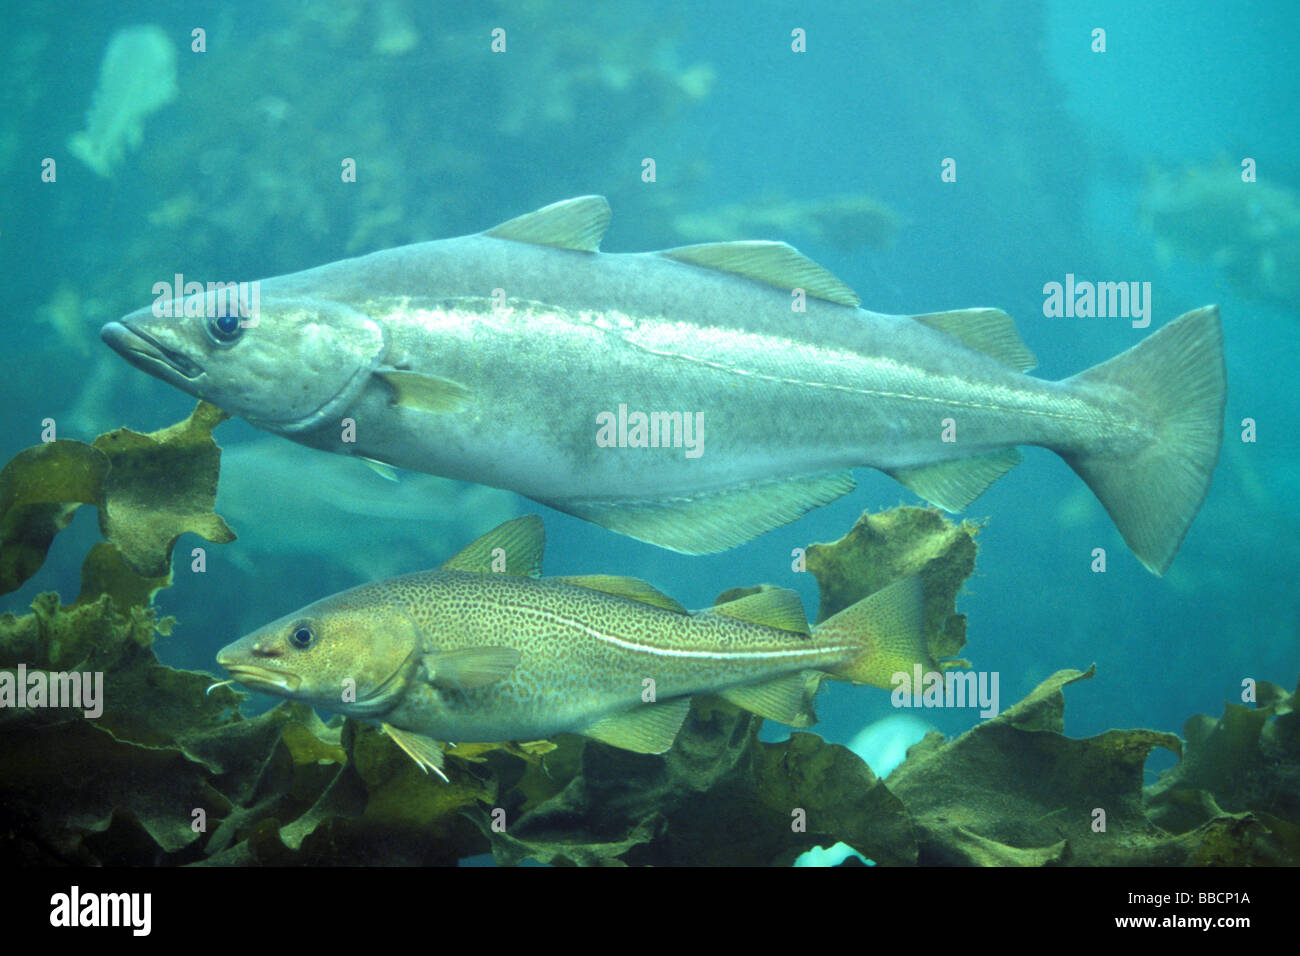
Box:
1062, 306, 1226, 575
815, 576, 933, 689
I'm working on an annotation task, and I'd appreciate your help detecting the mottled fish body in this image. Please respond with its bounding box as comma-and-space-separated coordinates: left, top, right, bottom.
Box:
104, 196, 1226, 573
216, 516, 930, 776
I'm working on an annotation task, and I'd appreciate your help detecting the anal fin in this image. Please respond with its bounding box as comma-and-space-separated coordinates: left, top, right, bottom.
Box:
887, 448, 1021, 512
541, 471, 855, 555
579, 698, 691, 754
717, 670, 823, 727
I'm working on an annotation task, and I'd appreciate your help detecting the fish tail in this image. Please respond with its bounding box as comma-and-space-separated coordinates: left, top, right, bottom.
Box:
815, 576, 933, 689
1061, 305, 1226, 575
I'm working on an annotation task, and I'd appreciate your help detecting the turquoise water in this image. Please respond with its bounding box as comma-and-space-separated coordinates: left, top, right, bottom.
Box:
3, 0, 1296, 810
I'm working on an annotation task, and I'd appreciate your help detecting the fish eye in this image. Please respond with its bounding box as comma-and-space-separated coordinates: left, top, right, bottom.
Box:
205, 311, 244, 345
289, 624, 314, 649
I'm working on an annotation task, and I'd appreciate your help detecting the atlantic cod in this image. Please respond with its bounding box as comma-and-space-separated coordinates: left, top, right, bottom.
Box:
214, 516, 931, 778
102, 196, 1227, 573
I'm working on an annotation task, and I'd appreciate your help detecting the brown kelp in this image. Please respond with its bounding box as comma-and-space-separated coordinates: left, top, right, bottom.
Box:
0, 407, 1294, 865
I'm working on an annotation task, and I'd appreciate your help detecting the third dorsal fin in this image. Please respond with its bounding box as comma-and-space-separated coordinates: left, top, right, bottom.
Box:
911, 308, 1037, 371
705, 586, 810, 636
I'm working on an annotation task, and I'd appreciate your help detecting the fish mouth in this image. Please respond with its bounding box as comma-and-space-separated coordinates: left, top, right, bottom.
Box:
101, 321, 204, 381
219, 662, 303, 695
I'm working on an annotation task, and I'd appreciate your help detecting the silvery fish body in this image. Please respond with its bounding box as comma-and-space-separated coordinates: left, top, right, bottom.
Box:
103, 196, 1226, 572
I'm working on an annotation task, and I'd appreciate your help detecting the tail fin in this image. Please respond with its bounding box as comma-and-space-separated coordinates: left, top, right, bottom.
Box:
815, 576, 932, 689
1062, 306, 1226, 575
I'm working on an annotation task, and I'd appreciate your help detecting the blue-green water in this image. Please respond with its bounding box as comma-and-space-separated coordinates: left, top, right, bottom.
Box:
3, 0, 1296, 828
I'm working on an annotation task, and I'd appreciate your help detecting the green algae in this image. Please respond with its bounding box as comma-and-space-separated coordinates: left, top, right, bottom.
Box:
0, 412, 1296, 865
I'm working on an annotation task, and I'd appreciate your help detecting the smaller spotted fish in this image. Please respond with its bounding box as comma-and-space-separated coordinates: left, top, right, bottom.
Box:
215, 516, 931, 779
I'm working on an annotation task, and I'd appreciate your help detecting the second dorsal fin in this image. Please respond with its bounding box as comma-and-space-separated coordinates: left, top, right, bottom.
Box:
484, 196, 611, 252
551, 574, 689, 614
661, 240, 860, 307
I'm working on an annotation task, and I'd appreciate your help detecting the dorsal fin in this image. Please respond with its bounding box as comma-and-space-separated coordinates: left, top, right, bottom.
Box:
439, 515, 544, 577
661, 240, 860, 307
911, 308, 1037, 372
551, 574, 688, 614
483, 196, 611, 252
705, 586, 810, 636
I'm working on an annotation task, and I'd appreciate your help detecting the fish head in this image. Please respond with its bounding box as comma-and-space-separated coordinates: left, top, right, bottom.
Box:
101, 294, 385, 433
216, 584, 421, 717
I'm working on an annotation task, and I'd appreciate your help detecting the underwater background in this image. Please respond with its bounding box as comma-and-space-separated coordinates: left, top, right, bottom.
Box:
2, 0, 1297, 865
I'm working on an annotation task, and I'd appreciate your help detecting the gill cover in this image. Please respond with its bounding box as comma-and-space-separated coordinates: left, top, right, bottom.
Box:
106, 295, 386, 432
216, 297, 387, 432
218, 582, 423, 714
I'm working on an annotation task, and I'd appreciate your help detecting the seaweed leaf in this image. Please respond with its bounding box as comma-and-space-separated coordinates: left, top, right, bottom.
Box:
805, 506, 978, 663
0, 440, 109, 594
0, 401, 234, 593
92, 401, 235, 577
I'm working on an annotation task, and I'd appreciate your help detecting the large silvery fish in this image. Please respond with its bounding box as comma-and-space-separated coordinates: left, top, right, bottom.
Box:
214, 516, 931, 778
102, 196, 1226, 573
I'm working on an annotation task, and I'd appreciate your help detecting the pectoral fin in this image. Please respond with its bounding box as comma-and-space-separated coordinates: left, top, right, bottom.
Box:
422, 646, 521, 689
376, 369, 473, 413
382, 722, 449, 781
579, 698, 691, 754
